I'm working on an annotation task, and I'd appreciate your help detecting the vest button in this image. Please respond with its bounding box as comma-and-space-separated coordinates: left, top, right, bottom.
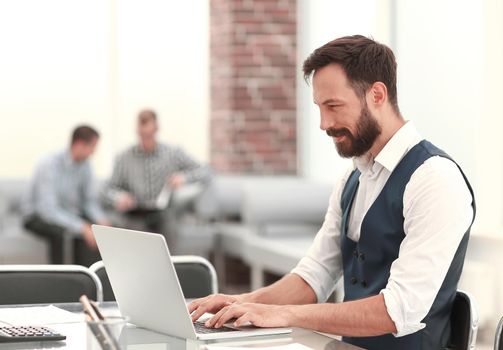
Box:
350, 277, 357, 285
361, 280, 368, 288
353, 250, 358, 257
359, 253, 365, 261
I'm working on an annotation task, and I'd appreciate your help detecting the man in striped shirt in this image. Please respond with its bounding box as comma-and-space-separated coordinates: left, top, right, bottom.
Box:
101, 109, 211, 241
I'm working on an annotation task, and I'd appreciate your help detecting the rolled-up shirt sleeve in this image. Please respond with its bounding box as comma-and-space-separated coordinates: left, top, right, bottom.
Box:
292, 174, 348, 303
173, 147, 212, 184
381, 156, 474, 337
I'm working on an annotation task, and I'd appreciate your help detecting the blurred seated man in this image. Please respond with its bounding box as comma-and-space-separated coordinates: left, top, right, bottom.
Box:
22, 125, 109, 266
101, 109, 211, 244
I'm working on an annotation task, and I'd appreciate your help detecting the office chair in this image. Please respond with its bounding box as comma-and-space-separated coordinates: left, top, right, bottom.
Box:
89, 260, 115, 301
172, 255, 218, 298
0, 265, 103, 305
447, 290, 478, 350
90, 255, 218, 301
495, 315, 503, 350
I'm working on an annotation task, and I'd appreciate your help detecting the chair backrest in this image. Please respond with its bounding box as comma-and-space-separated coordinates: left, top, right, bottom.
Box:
90, 255, 218, 301
0, 265, 103, 304
171, 255, 218, 298
495, 315, 503, 350
449, 290, 478, 350
89, 260, 115, 301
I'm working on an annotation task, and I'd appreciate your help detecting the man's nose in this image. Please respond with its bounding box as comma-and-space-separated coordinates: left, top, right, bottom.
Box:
319, 113, 334, 131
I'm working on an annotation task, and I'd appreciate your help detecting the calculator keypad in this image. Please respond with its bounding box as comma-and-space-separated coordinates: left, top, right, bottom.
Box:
0, 326, 66, 342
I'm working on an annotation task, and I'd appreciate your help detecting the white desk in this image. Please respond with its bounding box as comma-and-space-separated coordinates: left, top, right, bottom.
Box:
241, 234, 313, 290
0, 303, 363, 350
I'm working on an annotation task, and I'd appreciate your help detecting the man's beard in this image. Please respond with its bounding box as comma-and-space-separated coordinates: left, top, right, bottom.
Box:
326, 104, 382, 158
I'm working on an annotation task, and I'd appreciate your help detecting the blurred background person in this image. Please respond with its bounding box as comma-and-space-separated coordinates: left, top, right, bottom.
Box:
101, 109, 212, 243
22, 125, 109, 266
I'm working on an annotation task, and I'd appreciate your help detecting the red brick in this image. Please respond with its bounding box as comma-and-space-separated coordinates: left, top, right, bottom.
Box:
210, 0, 297, 175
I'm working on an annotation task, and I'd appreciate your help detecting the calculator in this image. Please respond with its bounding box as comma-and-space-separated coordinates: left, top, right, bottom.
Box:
0, 326, 66, 343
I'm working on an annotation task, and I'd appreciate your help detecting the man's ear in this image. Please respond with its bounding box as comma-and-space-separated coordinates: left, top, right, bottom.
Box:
368, 82, 388, 107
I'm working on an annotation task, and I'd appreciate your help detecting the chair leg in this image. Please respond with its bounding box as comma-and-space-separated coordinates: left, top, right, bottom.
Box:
62, 233, 74, 264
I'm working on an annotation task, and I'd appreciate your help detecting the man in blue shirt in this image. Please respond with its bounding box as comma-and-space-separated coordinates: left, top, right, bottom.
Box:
23, 125, 109, 266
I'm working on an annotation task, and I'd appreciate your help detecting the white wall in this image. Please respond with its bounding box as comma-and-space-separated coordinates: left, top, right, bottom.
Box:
394, 0, 503, 233
0, 0, 209, 178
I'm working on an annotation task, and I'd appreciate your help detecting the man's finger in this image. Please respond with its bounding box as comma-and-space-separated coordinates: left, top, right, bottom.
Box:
187, 298, 204, 313
191, 303, 210, 322
205, 305, 229, 328
234, 312, 253, 327
215, 305, 245, 328
205, 301, 238, 328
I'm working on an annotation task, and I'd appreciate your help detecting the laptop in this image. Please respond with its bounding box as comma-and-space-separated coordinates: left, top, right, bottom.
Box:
92, 225, 292, 340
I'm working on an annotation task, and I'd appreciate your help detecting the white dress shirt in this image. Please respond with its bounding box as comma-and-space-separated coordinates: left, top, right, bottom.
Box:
292, 121, 474, 337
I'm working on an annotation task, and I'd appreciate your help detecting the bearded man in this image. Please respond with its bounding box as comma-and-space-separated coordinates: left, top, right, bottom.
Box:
189, 35, 475, 350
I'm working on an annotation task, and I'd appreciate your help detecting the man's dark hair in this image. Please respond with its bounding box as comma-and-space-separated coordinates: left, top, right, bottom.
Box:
138, 109, 157, 125
303, 35, 399, 113
71, 125, 99, 144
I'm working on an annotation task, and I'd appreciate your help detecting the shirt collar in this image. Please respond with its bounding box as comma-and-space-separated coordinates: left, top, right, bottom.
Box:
353, 121, 423, 174
63, 149, 77, 167
133, 144, 159, 155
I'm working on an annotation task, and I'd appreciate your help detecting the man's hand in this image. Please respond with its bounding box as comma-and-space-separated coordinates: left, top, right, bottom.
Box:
188, 294, 240, 322
81, 223, 97, 249
115, 192, 136, 212
205, 302, 292, 329
168, 173, 186, 189
97, 219, 111, 226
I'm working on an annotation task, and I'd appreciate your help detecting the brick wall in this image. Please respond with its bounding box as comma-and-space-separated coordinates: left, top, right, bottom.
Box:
210, 0, 297, 174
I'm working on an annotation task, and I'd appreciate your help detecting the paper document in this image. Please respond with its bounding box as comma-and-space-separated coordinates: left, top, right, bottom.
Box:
155, 183, 172, 210
206, 343, 313, 350
314, 331, 342, 340
0, 305, 84, 326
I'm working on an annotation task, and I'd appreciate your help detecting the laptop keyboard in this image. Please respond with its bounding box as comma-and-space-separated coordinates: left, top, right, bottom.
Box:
194, 321, 237, 334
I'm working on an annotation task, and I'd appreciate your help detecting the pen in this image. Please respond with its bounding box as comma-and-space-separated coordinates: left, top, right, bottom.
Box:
80, 295, 100, 322
90, 300, 105, 321
80, 295, 121, 350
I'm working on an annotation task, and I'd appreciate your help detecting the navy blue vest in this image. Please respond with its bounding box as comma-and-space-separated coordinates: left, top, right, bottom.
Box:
340, 140, 475, 350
